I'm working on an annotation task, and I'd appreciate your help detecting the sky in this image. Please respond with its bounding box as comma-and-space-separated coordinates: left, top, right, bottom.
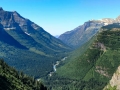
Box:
0, 0, 120, 35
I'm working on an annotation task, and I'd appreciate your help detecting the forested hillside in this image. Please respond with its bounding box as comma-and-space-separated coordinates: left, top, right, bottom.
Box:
46, 23, 120, 90
0, 59, 47, 90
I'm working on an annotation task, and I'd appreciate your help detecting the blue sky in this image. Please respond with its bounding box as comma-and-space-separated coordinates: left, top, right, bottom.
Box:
0, 0, 120, 35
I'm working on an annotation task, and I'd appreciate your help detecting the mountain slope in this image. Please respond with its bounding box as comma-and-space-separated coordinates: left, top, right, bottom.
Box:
0, 7, 71, 78
59, 20, 104, 48
59, 16, 120, 48
0, 7, 70, 54
0, 59, 47, 90
0, 24, 27, 49
46, 23, 120, 90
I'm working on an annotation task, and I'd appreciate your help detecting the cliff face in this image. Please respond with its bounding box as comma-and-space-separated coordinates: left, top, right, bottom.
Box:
104, 66, 120, 90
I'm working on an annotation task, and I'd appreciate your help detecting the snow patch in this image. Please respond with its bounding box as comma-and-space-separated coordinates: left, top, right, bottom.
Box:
104, 23, 108, 26
25, 32, 30, 36
4, 27, 16, 30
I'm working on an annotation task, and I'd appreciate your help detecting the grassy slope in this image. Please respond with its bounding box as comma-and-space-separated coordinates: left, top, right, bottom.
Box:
56, 35, 96, 79
57, 25, 120, 80
47, 23, 120, 90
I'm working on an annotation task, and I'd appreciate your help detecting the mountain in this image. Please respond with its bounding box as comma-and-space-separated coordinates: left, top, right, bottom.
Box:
59, 20, 104, 48
0, 7, 70, 54
46, 23, 120, 90
0, 59, 47, 90
58, 15, 120, 48
0, 7, 71, 78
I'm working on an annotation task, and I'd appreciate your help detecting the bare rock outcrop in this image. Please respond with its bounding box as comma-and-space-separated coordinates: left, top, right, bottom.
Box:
104, 66, 120, 90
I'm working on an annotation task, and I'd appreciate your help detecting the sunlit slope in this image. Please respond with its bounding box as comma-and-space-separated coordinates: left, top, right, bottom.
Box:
48, 23, 120, 90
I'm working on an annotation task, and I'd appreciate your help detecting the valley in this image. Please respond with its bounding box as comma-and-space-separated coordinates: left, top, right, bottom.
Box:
0, 6, 120, 90
0, 8, 71, 79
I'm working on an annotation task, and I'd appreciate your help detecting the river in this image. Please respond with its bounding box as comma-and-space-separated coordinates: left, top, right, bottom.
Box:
48, 57, 67, 77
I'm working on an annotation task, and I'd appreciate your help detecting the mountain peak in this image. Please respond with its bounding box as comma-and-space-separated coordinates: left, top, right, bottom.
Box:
0, 7, 3, 11
116, 15, 120, 22
13, 11, 17, 13
13, 11, 19, 16
116, 15, 120, 18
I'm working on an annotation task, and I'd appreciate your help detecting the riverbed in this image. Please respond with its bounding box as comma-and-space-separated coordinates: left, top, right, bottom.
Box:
48, 57, 67, 77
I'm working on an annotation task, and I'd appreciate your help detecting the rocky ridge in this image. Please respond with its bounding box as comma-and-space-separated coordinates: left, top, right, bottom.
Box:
58, 15, 120, 48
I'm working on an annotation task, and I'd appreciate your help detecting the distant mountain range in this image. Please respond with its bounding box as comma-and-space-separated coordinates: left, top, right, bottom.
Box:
0, 7, 71, 78
58, 16, 120, 48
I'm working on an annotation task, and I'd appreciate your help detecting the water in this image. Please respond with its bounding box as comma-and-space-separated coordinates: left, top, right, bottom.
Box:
48, 57, 67, 77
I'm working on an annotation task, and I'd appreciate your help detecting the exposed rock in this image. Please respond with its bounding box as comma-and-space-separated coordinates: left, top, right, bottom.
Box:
95, 66, 109, 77
101, 18, 115, 24
104, 66, 120, 90
0, 7, 41, 34
93, 42, 106, 51
116, 15, 120, 22
109, 66, 120, 89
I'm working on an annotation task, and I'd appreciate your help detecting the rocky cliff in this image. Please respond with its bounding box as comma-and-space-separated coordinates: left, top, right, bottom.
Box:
104, 66, 120, 90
